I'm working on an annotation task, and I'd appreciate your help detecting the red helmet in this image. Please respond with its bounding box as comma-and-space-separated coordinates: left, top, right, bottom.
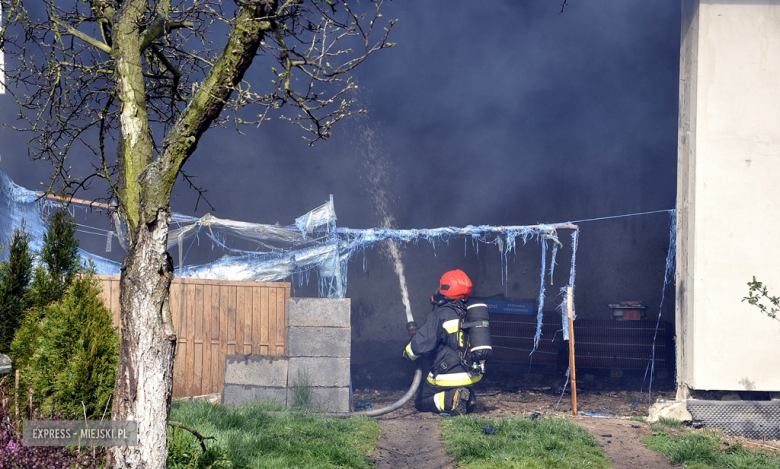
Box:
439, 269, 473, 300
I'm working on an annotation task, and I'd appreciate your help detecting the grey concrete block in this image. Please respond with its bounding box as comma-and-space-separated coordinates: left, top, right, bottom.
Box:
287, 327, 350, 357
287, 387, 351, 413
287, 298, 351, 328
224, 355, 288, 386
288, 357, 350, 387
222, 384, 288, 406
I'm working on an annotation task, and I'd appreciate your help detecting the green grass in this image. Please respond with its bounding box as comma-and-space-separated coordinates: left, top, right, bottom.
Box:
657, 416, 686, 429
645, 426, 780, 469
626, 416, 647, 423
168, 400, 381, 468
440, 415, 612, 469
291, 369, 314, 411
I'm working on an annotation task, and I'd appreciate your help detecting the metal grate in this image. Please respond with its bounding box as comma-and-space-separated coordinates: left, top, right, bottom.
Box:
489, 313, 560, 364
574, 320, 667, 369
687, 400, 780, 440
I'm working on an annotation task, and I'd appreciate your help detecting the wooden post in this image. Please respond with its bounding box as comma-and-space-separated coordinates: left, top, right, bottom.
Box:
567, 286, 578, 416
14, 369, 19, 423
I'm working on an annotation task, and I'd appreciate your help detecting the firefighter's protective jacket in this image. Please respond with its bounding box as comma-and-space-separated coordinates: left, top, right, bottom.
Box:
403, 300, 483, 387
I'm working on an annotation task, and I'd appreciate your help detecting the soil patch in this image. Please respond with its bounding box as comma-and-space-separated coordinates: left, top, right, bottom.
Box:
354, 381, 775, 468
370, 409, 455, 469
573, 417, 674, 469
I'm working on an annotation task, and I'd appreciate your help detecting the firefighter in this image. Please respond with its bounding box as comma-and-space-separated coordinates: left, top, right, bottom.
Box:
403, 269, 490, 415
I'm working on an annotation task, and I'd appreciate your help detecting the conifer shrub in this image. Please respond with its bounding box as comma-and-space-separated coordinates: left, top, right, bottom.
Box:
34, 207, 81, 307
9, 208, 119, 419
11, 207, 85, 369
12, 270, 119, 418
0, 226, 34, 352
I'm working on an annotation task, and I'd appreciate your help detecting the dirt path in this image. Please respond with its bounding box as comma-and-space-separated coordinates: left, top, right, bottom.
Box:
573, 417, 674, 469
357, 377, 780, 468
359, 385, 678, 469
371, 411, 455, 469
368, 409, 673, 469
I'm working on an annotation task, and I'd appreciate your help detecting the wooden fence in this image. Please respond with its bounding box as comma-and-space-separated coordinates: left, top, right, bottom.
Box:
98, 276, 290, 398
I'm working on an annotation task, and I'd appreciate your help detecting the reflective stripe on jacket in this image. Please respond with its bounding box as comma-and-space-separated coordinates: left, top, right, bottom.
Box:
405, 301, 470, 379
427, 371, 482, 387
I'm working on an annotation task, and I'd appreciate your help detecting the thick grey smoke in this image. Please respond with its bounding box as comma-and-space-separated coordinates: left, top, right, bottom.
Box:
0, 1, 681, 372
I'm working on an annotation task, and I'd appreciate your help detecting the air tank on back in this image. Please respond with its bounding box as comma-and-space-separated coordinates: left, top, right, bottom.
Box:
464, 302, 492, 373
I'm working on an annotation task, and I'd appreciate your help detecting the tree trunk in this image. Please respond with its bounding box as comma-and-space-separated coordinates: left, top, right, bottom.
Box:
109, 209, 176, 468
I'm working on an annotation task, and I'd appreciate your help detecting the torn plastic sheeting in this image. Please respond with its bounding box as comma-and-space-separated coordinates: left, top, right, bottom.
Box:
1, 168, 582, 359
0, 168, 578, 338
177, 241, 338, 283
295, 197, 336, 238
0, 170, 49, 254
338, 224, 564, 247
168, 222, 574, 298
179, 254, 294, 282
533, 239, 548, 352
338, 224, 569, 298
0, 171, 122, 275
80, 248, 121, 275
560, 229, 580, 341
167, 212, 306, 250
0, 169, 340, 283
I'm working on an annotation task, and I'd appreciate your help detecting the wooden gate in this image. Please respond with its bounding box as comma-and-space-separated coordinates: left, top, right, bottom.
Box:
98, 276, 290, 397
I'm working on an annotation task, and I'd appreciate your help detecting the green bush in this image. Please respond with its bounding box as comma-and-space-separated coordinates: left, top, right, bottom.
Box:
9, 208, 118, 419
11, 208, 84, 368
12, 271, 119, 418
0, 226, 34, 352
31, 208, 81, 308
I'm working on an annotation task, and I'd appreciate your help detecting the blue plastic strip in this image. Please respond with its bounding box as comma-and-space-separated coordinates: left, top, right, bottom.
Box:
532, 239, 547, 353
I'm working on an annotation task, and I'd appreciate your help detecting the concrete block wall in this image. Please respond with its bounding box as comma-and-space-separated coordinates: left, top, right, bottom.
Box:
222, 297, 351, 412
222, 355, 290, 405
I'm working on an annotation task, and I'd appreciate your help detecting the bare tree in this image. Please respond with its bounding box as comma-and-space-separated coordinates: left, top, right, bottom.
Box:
0, 0, 394, 467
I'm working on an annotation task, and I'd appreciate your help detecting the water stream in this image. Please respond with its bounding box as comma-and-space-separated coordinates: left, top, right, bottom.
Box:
383, 218, 413, 323
355, 115, 413, 323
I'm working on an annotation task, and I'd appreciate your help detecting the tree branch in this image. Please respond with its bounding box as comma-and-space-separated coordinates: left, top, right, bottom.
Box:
140, 21, 194, 51
114, 0, 155, 234
179, 170, 216, 212
141, 3, 275, 222
88, 0, 116, 47
51, 18, 112, 54
150, 45, 184, 106
168, 421, 215, 453
744, 277, 780, 322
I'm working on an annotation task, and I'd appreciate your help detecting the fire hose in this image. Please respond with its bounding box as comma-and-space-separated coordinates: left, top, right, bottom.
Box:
328, 320, 423, 417
338, 365, 422, 417
331, 307, 423, 417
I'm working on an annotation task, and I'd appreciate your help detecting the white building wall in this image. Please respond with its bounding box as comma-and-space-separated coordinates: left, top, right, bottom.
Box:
677, 0, 780, 391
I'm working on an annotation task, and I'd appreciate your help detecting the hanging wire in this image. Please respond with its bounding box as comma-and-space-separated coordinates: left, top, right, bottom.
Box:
555, 367, 571, 411
633, 209, 677, 409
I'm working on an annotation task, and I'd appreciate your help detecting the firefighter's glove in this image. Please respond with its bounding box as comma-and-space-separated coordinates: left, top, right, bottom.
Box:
470, 349, 492, 363
402, 342, 418, 361
406, 321, 418, 337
